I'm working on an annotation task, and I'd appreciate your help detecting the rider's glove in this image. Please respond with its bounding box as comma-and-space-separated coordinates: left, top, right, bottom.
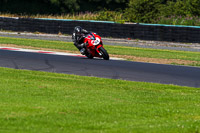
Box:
82, 29, 88, 34
80, 43, 85, 48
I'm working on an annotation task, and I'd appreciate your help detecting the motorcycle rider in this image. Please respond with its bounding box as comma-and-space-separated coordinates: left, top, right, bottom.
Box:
72, 26, 90, 55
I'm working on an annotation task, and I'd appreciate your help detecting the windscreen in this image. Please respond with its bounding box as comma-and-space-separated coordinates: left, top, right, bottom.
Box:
86, 33, 95, 40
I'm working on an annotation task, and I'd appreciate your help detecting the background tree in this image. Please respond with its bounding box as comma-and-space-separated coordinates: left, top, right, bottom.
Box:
0, 0, 128, 14
159, 0, 200, 17
124, 0, 165, 23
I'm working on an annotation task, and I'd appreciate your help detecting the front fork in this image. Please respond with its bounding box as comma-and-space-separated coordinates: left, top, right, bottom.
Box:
96, 44, 103, 56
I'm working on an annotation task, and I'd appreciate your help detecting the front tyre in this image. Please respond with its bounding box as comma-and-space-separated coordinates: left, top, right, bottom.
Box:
99, 47, 109, 60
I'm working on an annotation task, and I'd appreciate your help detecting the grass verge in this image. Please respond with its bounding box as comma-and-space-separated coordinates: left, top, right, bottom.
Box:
0, 67, 200, 132
0, 37, 200, 66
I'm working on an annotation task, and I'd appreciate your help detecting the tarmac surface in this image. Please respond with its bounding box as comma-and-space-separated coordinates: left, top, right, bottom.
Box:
0, 49, 200, 88
1, 31, 200, 88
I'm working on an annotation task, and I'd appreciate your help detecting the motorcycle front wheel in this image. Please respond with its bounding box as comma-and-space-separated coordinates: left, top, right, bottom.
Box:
99, 47, 109, 60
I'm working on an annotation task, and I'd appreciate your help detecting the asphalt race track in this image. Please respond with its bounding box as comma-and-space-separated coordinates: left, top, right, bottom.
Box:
0, 49, 200, 88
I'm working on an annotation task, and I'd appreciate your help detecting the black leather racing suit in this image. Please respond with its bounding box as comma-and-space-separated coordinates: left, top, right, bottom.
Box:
73, 29, 90, 50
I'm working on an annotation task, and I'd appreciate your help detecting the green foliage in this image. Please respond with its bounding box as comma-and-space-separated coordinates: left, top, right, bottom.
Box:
1, 0, 200, 25
187, 0, 200, 16
124, 0, 200, 24
173, 0, 200, 16
159, 0, 200, 17
96, 10, 125, 23
124, 0, 165, 23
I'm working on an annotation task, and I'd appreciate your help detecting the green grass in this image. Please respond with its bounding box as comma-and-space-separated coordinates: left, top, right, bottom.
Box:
106, 45, 200, 61
0, 67, 200, 132
1, 37, 200, 65
0, 37, 77, 51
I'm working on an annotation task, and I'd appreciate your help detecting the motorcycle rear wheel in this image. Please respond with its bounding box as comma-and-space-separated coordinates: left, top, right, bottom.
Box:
99, 47, 109, 60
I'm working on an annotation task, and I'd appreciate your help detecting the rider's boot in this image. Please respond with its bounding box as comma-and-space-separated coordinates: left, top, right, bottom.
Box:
80, 48, 86, 55
80, 43, 86, 55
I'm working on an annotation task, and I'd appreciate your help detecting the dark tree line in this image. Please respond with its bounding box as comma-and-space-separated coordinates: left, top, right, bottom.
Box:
0, 0, 199, 24
0, 0, 128, 14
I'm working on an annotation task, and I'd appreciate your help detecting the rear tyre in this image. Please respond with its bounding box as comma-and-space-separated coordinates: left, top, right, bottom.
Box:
99, 47, 109, 60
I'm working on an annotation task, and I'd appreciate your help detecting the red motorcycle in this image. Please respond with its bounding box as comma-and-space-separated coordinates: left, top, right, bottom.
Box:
83, 32, 109, 60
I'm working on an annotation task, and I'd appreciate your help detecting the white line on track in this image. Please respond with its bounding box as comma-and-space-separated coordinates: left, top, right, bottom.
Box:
0, 47, 125, 60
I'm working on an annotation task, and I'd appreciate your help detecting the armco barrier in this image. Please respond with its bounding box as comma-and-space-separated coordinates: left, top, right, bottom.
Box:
0, 17, 200, 43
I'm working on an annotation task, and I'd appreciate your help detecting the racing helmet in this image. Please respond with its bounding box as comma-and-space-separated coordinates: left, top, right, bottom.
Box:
74, 26, 82, 36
